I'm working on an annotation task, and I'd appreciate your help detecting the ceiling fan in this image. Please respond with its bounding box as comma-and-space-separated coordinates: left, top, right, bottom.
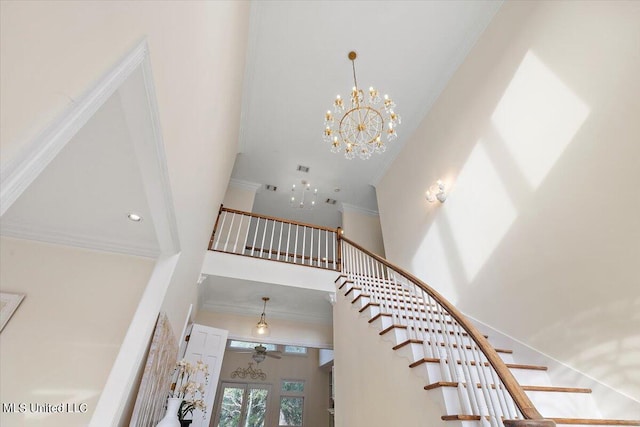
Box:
237, 344, 282, 364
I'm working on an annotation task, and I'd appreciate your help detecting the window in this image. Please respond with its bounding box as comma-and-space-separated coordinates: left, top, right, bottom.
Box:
215, 382, 270, 427
281, 380, 305, 393
279, 397, 304, 426
283, 345, 307, 355
279, 380, 304, 426
228, 340, 277, 352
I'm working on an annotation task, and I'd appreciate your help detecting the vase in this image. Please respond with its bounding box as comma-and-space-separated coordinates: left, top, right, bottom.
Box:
156, 397, 181, 427
180, 420, 192, 427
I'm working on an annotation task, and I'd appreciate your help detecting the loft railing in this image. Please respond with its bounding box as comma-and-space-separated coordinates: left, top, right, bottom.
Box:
208, 206, 340, 271
339, 235, 553, 427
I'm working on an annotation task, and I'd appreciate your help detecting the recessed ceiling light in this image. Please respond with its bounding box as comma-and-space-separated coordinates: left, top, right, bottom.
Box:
334, 188, 341, 193
127, 213, 143, 222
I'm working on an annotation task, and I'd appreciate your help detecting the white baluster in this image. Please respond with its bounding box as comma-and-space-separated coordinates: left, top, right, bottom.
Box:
233, 214, 243, 253
277, 221, 284, 261
223, 212, 236, 252
214, 210, 228, 251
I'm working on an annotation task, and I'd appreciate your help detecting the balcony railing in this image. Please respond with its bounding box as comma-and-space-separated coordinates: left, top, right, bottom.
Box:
208, 206, 340, 271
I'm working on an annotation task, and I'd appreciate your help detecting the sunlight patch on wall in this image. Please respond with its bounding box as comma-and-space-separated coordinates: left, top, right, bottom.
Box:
444, 142, 517, 282
491, 51, 589, 189
410, 220, 458, 304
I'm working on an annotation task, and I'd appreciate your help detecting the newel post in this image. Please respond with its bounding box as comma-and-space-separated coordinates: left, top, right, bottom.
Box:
208, 204, 224, 250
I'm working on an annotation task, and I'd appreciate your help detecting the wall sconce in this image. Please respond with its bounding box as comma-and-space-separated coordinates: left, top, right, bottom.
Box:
425, 180, 447, 203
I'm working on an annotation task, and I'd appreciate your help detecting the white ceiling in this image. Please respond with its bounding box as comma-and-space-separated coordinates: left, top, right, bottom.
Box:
201, 275, 333, 324
1, 89, 160, 257
233, 0, 502, 227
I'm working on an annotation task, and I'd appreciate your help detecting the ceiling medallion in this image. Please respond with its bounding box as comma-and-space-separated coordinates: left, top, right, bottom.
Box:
323, 51, 400, 160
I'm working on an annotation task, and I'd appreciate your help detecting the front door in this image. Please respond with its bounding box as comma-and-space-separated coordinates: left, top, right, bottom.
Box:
214, 382, 271, 427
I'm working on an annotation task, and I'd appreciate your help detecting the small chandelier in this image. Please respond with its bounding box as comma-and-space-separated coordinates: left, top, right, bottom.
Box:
323, 51, 400, 160
290, 181, 318, 209
253, 297, 271, 337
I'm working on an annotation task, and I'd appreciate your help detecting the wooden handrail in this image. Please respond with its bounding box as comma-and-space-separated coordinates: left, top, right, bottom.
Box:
218, 206, 337, 233
340, 235, 546, 421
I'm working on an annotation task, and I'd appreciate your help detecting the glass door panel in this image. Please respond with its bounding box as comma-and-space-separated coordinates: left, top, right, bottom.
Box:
218, 385, 245, 427
244, 387, 269, 427
215, 383, 270, 427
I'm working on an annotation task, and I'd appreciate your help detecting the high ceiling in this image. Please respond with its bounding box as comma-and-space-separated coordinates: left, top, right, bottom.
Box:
232, 0, 502, 227
0, 1, 504, 331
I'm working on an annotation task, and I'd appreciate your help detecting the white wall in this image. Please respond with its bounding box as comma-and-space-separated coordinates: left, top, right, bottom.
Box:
341, 205, 386, 257
377, 1, 640, 401
0, 237, 154, 426
195, 311, 333, 349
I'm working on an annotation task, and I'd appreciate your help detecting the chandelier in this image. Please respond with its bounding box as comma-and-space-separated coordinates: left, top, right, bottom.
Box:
290, 181, 318, 209
323, 51, 400, 160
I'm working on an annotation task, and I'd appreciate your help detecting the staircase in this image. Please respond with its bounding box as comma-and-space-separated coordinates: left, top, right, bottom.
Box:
336, 237, 640, 427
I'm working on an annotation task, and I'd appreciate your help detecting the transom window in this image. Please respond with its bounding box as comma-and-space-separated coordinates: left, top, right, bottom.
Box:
228, 340, 278, 352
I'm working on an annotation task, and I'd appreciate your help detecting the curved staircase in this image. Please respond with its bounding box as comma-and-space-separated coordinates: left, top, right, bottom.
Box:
336, 236, 640, 427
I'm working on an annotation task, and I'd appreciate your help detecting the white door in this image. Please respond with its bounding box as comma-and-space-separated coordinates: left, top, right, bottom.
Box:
213, 382, 271, 427
183, 324, 228, 427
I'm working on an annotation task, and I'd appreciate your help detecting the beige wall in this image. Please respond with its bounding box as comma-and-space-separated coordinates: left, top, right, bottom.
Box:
196, 311, 333, 349
215, 347, 330, 427
333, 289, 443, 426
377, 1, 640, 400
1, 2, 249, 421
341, 206, 386, 257
0, 237, 154, 426
223, 182, 258, 212
0, 0, 249, 338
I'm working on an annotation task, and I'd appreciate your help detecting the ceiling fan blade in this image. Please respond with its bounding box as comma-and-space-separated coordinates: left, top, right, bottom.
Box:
266, 353, 282, 359
235, 350, 255, 354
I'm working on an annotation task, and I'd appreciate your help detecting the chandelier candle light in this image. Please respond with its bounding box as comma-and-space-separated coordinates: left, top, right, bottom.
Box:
324, 51, 400, 160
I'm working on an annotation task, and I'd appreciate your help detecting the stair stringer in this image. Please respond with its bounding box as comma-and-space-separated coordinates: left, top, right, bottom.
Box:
333, 285, 459, 427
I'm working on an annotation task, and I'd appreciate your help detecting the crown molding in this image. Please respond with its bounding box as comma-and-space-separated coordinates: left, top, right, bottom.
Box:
229, 178, 261, 192
0, 222, 159, 258
340, 202, 379, 217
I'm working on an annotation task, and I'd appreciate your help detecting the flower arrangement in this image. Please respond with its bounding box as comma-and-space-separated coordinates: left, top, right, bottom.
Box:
169, 359, 209, 421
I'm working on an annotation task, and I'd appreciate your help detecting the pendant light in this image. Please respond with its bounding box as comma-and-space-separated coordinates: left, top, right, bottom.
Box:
253, 297, 271, 337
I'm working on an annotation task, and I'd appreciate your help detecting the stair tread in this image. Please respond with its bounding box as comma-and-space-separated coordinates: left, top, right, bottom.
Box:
379, 323, 488, 338
393, 339, 512, 354
424, 381, 591, 393
366, 311, 456, 325
359, 301, 453, 316
551, 418, 640, 426
409, 358, 546, 371
442, 415, 640, 426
